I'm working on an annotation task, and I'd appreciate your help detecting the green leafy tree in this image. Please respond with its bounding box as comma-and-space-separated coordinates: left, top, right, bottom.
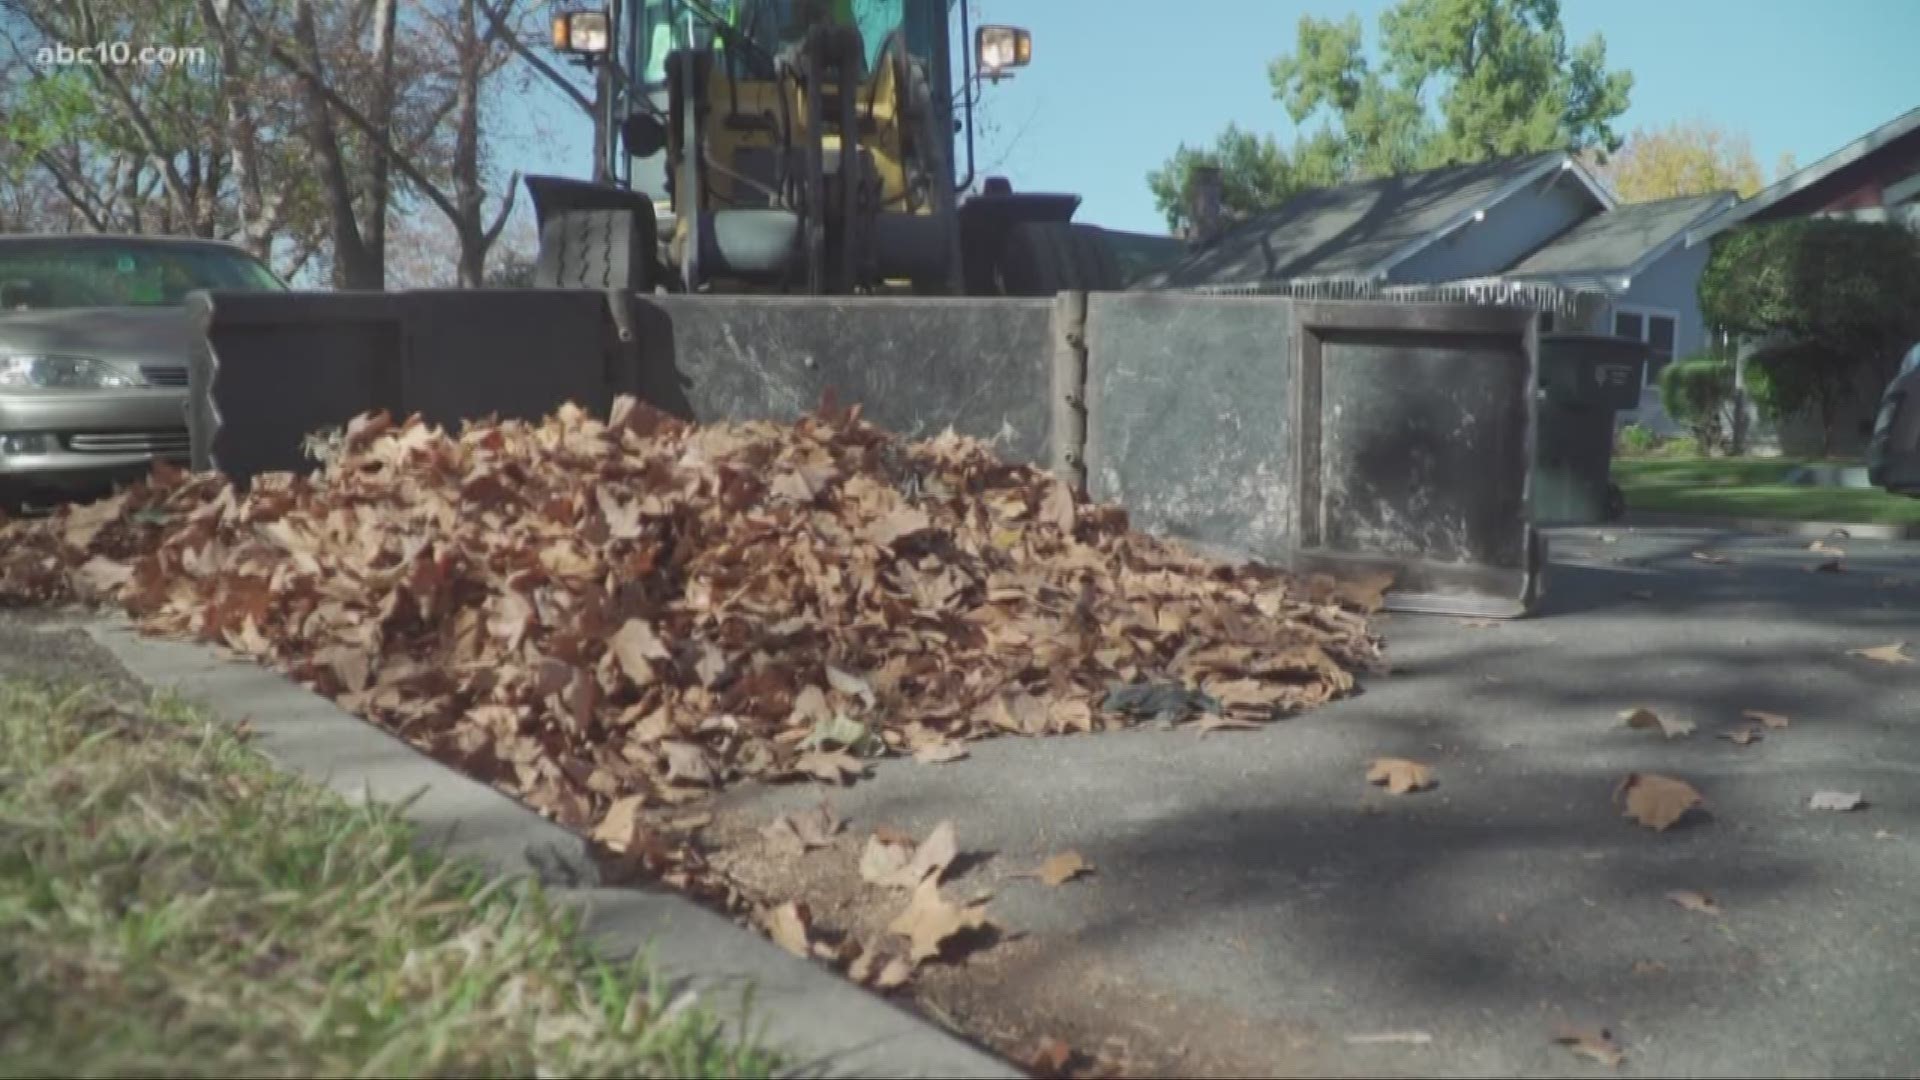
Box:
1149, 0, 1633, 233
1699, 218, 1920, 456
1145, 124, 1342, 234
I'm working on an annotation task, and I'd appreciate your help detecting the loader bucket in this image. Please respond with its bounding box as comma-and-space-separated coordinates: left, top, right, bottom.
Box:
187, 288, 1543, 619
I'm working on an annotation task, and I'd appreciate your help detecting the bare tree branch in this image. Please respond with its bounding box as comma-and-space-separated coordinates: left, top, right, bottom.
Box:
475, 0, 594, 114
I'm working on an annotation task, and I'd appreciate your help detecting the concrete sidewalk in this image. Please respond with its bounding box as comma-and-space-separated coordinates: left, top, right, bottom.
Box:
711, 527, 1920, 1076
10, 613, 1020, 1080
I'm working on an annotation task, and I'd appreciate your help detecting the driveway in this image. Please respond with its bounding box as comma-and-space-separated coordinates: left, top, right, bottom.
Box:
707, 526, 1920, 1076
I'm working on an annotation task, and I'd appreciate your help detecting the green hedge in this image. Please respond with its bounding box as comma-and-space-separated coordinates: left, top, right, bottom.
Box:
1657, 357, 1736, 455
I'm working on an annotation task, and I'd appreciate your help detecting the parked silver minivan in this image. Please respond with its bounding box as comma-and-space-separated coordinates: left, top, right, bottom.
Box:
0, 234, 286, 510
1868, 341, 1920, 497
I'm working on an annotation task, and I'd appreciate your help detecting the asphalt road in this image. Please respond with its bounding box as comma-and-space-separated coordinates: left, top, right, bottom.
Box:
716, 525, 1920, 1077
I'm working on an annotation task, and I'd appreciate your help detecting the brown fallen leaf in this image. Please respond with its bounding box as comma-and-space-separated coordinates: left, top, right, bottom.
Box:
1552, 1025, 1625, 1068
1690, 550, 1730, 565
1742, 709, 1790, 730
1185, 714, 1264, 737
1457, 618, 1500, 628
1631, 959, 1668, 977
1029, 1037, 1078, 1078
761, 801, 843, 857
1666, 889, 1721, 916
886, 820, 959, 890
763, 901, 813, 958
1619, 706, 1693, 739
1719, 727, 1764, 746
913, 741, 969, 764
847, 942, 915, 990
859, 833, 914, 885
1366, 757, 1435, 794
1848, 641, 1914, 665
1808, 538, 1845, 555
1614, 773, 1704, 831
591, 794, 648, 852
1809, 791, 1866, 812
886, 876, 994, 964
1014, 851, 1093, 887
792, 749, 868, 785
660, 740, 720, 787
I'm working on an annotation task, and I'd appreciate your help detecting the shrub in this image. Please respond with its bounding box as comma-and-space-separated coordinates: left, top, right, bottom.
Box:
1615, 422, 1657, 457
1657, 356, 1737, 455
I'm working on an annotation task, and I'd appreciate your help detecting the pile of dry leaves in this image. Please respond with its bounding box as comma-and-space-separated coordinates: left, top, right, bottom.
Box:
0, 397, 1385, 903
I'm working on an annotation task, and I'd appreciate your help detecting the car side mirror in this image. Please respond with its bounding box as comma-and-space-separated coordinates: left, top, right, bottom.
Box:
620, 112, 667, 158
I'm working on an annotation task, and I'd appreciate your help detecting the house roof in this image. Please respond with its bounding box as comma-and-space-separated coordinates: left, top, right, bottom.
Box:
1506, 190, 1736, 286
1134, 150, 1613, 290
1685, 106, 1920, 246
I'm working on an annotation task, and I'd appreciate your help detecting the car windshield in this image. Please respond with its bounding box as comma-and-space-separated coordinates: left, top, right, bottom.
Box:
0, 241, 285, 311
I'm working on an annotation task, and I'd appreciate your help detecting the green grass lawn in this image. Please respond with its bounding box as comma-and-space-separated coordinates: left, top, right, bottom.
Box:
1613, 456, 1920, 525
0, 678, 782, 1079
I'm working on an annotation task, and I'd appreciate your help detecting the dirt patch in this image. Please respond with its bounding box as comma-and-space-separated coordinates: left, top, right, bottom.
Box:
701, 792, 1360, 1078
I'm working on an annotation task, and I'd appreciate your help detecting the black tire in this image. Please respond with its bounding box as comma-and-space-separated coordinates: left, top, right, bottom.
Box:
532, 205, 659, 291
1604, 482, 1626, 521
994, 221, 1125, 296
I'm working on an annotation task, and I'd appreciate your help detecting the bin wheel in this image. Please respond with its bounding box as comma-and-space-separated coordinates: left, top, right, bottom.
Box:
1604, 483, 1626, 521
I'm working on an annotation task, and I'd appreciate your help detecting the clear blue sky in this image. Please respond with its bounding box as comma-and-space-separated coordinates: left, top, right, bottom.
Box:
502, 0, 1920, 236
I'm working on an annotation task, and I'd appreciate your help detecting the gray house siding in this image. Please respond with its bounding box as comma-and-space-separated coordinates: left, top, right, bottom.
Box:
1389, 179, 1596, 284
1606, 242, 1715, 432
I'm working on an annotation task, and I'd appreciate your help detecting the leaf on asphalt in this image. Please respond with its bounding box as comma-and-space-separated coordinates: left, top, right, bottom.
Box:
1614, 773, 1704, 831
1666, 889, 1721, 916
1185, 714, 1264, 737
761, 801, 843, 857
1552, 1025, 1625, 1068
762, 901, 814, 958
1632, 959, 1668, 977
1029, 1036, 1078, 1078
1619, 706, 1694, 739
1690, 550, 1731, 565
886, 876, 995, 964
886, 820, 959, 890
1457, 617, 1500, 628
1366, 757, 1435, 794
1809, 791, 1866, 812
1013, 851, 1093, 887
913, 740, 969, 763
859, 832, 915, 885
1719, 727, 1764, 746
591, 794, 647, 853
791, 749, 868, 785
1848, 641, 1914, 665
847, 942, 915, 991
1808, 539, 1845, 555
1742, 709, 1791, 730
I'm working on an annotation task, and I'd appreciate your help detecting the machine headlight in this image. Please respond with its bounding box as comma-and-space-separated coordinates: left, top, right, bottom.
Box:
976, 25, 1032, 77
0, 354, 140, 390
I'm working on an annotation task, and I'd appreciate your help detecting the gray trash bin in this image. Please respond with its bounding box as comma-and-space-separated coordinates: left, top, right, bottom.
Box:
1534, 333, 1649, 526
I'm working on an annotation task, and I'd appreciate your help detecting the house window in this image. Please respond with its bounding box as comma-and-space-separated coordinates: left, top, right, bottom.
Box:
1613, 307, 1678, 389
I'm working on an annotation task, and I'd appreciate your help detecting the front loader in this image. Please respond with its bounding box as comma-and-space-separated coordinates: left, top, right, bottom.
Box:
530, 0, 1121, 297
